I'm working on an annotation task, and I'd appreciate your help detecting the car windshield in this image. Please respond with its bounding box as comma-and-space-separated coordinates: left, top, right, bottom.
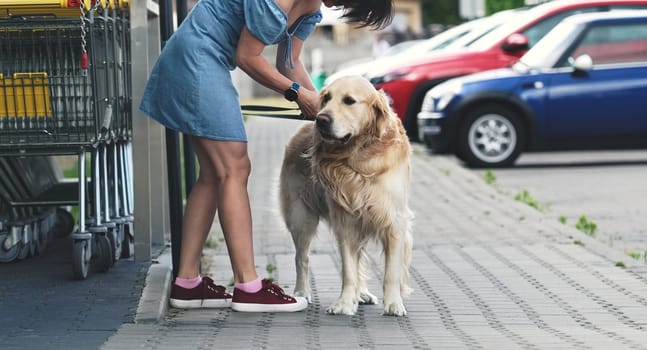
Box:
446, 9, 528, 50
400, 17, 494, 56
467, 8, 543, 51
517, 21, 581, 69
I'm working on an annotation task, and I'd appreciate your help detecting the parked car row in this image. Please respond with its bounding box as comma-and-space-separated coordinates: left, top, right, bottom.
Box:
417, 10, 647, 167
363, 0, 647, 144
327, 0, 647, 168
325, 8, 525, 85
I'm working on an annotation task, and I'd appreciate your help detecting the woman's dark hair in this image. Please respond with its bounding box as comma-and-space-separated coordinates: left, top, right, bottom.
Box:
340, 0, 393, 30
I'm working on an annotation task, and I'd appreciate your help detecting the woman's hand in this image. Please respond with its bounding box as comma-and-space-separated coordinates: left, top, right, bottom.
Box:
297, 88, 319, 120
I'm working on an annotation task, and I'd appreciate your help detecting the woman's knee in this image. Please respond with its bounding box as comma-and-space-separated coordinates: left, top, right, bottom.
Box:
223, 156, 251, 181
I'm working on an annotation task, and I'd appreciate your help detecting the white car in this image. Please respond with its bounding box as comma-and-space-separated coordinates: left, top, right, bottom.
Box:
324, 9, 525, 85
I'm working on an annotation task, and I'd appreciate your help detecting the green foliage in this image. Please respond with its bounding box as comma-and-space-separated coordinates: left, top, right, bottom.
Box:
514, 189, 542, 211
573, 240, 584, 246
485, 0, 526, 15
615, 261, 626, 268
575, 215, 597, 237
421, 0, 527, 26
483, 169, 496, 185
559, 216, 567, 224
420, 0, 461, 25
627, 251, 641, 260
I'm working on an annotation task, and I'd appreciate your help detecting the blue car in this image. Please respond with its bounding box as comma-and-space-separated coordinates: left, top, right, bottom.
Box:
417, 11, 647, 167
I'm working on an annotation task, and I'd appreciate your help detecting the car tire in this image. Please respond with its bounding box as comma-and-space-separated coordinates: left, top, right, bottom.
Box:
456, 104, 525, 168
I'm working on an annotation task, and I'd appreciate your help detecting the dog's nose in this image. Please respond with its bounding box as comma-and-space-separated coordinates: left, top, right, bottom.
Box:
316, 113, 332, 129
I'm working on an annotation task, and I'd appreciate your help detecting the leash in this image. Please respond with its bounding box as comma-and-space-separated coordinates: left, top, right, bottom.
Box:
241, 104, 309, 120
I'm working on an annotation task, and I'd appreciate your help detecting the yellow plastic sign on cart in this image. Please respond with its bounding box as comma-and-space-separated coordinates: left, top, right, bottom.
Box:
0, 73, 53, 118
0, 0, 127, 18
0, 1, 106, 10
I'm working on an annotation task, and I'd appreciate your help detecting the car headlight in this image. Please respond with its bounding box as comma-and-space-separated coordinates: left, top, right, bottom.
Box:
420, 81, 462, 112
436, 91, 456, 111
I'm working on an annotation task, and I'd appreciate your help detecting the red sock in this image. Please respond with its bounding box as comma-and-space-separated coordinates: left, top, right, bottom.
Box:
175, 276, 202, 289
235, 277, 262, 293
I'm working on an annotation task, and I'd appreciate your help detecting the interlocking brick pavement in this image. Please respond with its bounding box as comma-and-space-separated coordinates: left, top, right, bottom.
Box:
100, 117, 647, 350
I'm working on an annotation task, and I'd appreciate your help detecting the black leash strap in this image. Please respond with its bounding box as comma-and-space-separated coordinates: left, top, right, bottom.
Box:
241, 104, 308, 120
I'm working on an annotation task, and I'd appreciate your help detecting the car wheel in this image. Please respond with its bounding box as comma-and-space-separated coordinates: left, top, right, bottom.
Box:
457, 104, 524, 168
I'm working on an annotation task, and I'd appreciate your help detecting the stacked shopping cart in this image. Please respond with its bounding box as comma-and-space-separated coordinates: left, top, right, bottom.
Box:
0, 0, 132, 279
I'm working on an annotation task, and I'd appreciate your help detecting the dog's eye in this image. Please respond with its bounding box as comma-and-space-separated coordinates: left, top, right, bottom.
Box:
322, 93, 331, 106
343, 96, 356, 105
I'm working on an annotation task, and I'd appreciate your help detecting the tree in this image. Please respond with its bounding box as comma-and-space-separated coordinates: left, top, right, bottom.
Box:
485, 0, 526, 15
420, 0, 461, 26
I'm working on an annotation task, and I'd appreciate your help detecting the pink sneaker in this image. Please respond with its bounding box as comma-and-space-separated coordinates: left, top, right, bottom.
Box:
231, 279, 308, 312
169, 276, 232, 309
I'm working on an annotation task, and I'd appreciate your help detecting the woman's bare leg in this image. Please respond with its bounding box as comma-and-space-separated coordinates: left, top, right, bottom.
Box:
176, 135, 258, 284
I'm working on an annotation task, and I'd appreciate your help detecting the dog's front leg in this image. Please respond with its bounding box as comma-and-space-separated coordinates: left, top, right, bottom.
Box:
326, 234, 360, 315
382, 228, 407, 316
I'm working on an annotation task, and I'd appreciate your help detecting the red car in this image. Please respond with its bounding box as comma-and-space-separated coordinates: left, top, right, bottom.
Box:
370, 0, 647, 141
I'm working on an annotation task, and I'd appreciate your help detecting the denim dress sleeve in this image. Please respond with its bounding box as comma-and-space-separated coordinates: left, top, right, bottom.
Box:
292, 10, 323, 41
243, 0, 287, 45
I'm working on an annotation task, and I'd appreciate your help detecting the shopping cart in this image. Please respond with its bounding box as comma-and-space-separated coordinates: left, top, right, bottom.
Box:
0, 0, 132, 279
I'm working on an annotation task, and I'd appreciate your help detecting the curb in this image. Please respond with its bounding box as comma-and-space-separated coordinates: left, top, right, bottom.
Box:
135, 247, 172, 323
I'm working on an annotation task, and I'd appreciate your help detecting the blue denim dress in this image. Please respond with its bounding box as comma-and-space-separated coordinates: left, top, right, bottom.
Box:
139, 0, 322, 141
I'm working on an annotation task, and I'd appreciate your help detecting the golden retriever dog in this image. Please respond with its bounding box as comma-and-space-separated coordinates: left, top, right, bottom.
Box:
279, 75, 413, 316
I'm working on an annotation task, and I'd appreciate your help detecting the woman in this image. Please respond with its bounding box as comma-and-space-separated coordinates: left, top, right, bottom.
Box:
140, 0, 393, 312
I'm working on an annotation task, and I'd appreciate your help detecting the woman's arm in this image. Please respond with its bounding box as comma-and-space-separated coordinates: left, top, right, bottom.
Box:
236, 27, 319, 119
236, 27, 293, 95
276, 37, 316, 91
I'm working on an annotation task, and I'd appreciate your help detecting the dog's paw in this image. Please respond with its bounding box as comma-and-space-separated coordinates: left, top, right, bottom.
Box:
326, 298, 358, 315
383, 299, 407, 316
294, 289, 313, 304
358, 289, 378, 305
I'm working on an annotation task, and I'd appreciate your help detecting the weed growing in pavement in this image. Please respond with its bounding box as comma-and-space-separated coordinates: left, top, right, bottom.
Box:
204, 236, 225, 248
265, 263, 278, 283
514, 189, 546, 212
483, 169, 496, 185
575, 215, 597, 237
573, 239, 584, 246
615, 261, 626, 268
559, 216, 567, 224
627, 251, 641, 260
204, 237, 218, 248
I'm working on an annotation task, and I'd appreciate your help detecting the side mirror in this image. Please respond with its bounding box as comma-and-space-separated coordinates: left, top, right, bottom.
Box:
571, 54, 593, 72
502, 33, 530, 54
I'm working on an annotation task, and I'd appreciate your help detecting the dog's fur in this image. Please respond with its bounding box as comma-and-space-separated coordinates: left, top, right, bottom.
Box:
279, 76, 414, 316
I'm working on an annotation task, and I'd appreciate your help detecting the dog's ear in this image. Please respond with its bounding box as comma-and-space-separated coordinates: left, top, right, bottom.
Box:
319, 87, 329, 109
372, 89, 392, 134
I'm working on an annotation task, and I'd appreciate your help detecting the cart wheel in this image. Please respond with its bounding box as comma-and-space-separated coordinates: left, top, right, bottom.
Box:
31, 238, 40, 257
17, 241, 30, 260
107, 228, 120, 265
52, 208, 75, 238
30, 225, 39, 256
0, 233, 20, 262
73, 239, 91, 280
37, 222, 49, 255
120, 224, 133, 259
92, 234, 113, 273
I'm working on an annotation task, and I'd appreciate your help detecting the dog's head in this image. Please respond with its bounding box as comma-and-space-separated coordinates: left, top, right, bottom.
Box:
315, 75, 394, 144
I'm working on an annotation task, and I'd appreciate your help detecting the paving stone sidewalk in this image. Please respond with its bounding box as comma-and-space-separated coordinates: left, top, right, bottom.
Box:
103, 117, 647, 350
